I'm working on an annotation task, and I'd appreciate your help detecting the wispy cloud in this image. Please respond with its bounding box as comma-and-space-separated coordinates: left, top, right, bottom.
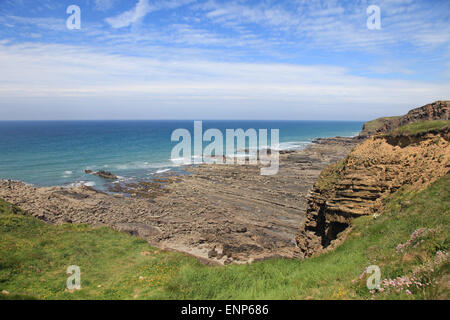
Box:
0, 1, 448, 120
0, 42, 448, 120
203, 1, 299, 28
0, 15, 66, 32
199, 0, 450, 52
105, 0, 195, 28
105, 0, 153, 28
3, 1, 449, 55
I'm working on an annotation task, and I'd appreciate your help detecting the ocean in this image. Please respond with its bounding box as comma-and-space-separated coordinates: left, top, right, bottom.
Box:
0, 120, 363, 189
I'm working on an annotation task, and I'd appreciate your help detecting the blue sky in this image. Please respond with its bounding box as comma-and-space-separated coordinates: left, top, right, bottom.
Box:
0, 0, 449, 120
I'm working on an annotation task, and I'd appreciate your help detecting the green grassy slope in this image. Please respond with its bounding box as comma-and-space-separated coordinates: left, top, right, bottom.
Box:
392, 120, 450, 135
362, 116, 401, 133
1, 175, 449, 300
0, 199, 202, 300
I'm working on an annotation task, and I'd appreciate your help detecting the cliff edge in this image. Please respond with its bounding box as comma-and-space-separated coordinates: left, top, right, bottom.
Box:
296, 105, 450, 258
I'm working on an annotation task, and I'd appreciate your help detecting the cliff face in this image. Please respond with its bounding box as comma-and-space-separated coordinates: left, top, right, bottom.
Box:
296, 127, 450, 258
360, 101, 449, 138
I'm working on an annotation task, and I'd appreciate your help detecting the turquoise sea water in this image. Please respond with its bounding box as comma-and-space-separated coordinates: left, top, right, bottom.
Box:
0, 120, 363, 189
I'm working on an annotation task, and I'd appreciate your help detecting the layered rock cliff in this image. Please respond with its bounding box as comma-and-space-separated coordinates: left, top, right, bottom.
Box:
296, 124, 450, 258
359, 101, 449, 138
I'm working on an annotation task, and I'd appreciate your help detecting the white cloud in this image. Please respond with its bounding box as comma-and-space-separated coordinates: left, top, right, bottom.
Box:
105, 0, 195, 29
105, 0, 153, 28
204, 2, 299, 28
0, 15, 66, 32
0, 42, 448, 120
4, 1, 449, 56
199, 0, 450, 52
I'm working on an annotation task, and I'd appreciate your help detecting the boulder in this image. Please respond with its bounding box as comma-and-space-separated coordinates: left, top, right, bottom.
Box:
93, 170, 118, 179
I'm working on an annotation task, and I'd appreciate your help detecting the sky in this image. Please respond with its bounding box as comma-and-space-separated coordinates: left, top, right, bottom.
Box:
0, 0, 449, 120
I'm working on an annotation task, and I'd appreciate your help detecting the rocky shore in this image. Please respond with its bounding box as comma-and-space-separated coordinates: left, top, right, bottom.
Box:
0, 136, 358, 264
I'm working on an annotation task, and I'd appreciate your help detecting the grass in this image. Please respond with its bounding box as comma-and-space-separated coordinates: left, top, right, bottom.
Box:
1, 175, 449, 300
362, 116, 401, 134
0, 199, 202, 300
392, 120, 450, 135
315, 159, 345, 192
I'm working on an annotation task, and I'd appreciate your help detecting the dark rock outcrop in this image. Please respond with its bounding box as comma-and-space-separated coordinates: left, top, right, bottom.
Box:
93, 170, 118, 179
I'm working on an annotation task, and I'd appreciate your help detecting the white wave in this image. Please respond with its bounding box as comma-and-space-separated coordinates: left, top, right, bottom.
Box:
170, 157, 192, 165
115, 161, 170, 170
62, 170, 74, 178
69, 181, 96, 187
156, 168, 170, 174
273, 141, 310, 151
